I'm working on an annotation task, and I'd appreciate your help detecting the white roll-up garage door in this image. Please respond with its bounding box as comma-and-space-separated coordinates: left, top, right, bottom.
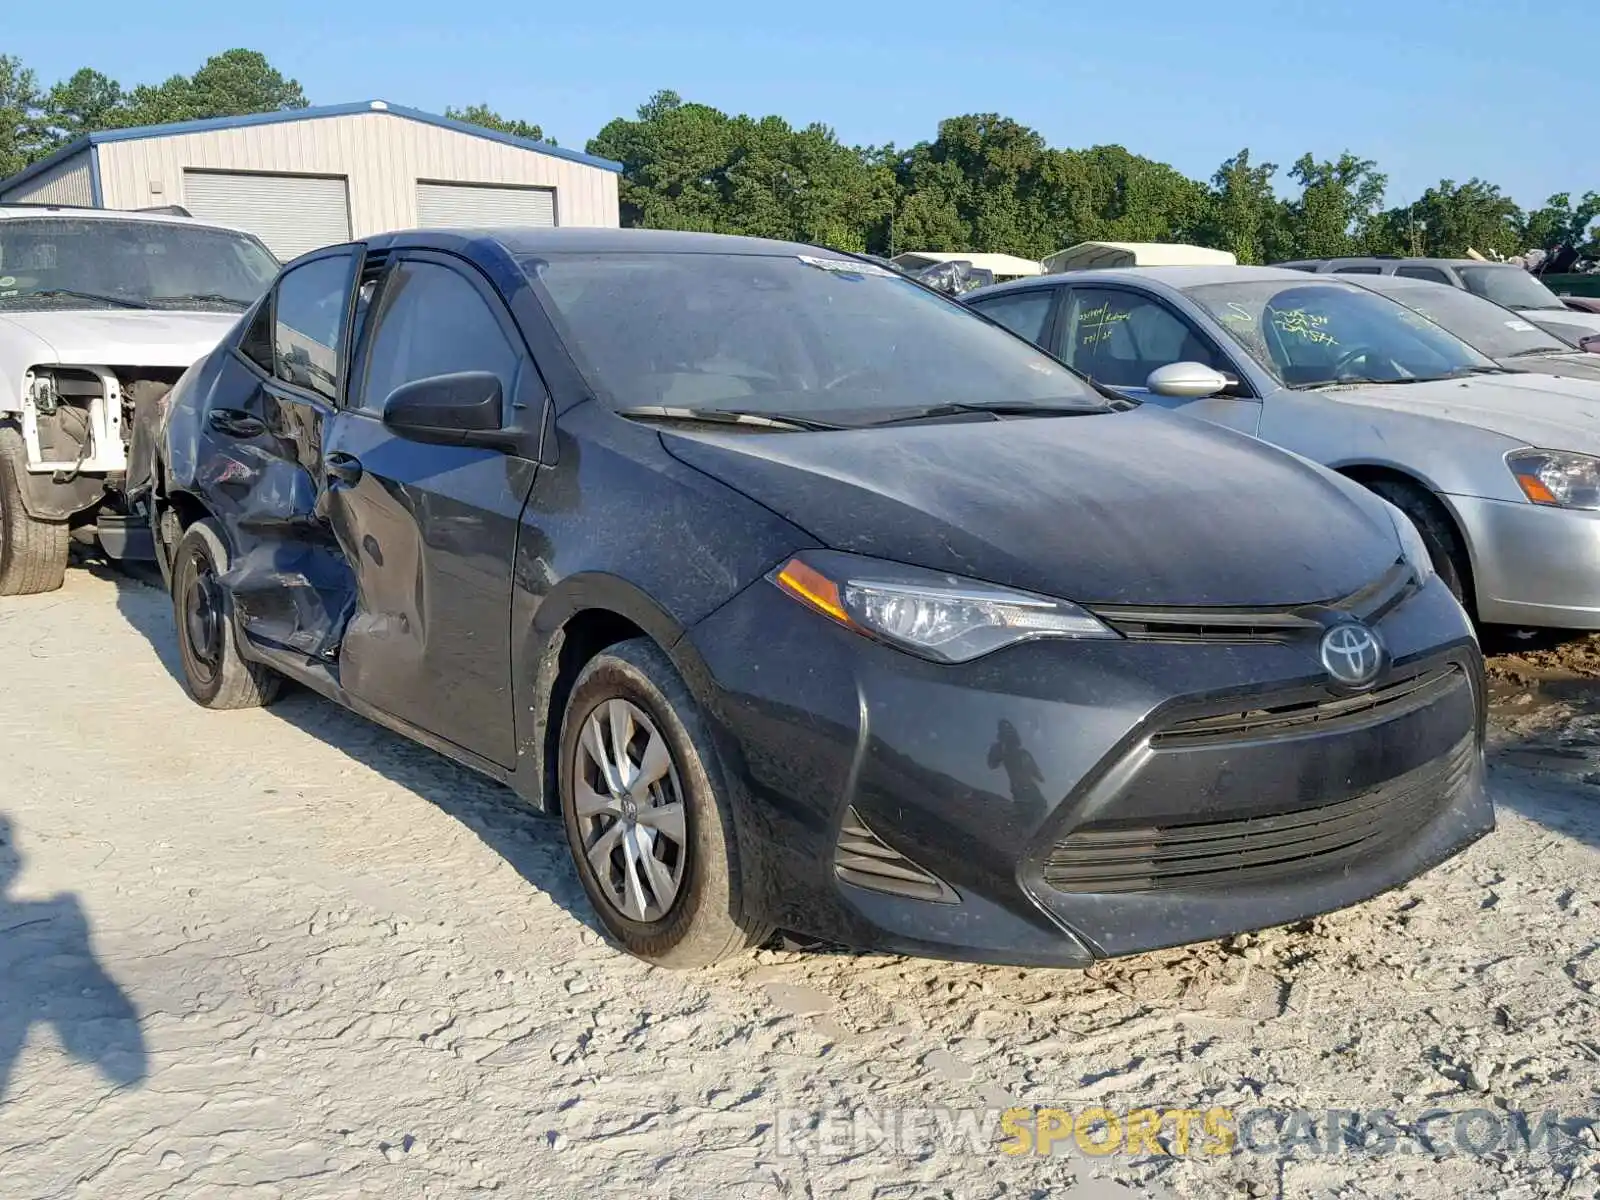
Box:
416, 181, 556, 229
182, 171, 352, 261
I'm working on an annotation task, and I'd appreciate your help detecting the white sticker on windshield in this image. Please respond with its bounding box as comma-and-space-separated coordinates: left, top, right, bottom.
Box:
1506, 319, 1537, 332
0, 277, 13, 288
797, 255, 894, 278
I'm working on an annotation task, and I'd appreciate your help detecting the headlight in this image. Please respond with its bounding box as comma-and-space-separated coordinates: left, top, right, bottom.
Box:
1378, 499, 1434, 585
768, 553, 1117, 663
1507, 449, 1600, 509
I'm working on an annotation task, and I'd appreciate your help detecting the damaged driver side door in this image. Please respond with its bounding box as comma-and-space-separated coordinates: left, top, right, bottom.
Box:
320, 252, 542, 768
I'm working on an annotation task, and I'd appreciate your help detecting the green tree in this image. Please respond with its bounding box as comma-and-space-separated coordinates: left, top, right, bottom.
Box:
40, 68, 123, 147
1195, 149, 1285, 264
1282, 152, 1388, 258
444, 104, 549, 144
1405, 178, 1523, 257
0, 55, 44, 178
1521, 191, 1600, 256
115, 50, 307, 128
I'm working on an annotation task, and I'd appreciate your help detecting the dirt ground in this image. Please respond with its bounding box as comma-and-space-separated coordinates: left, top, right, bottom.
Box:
2, 567, 1599, 1200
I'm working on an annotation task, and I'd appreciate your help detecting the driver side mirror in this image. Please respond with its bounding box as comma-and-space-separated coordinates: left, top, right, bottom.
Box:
1580, 334, 1600, 355
383, 371, 516, 450
1146, 361, 1232, 399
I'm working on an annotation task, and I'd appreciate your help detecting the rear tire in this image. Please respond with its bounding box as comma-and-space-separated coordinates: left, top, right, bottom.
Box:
171, 518, 280, 709
558, 637, 771, 967
1367, 479, 1472, 611
0, 425, 70, 596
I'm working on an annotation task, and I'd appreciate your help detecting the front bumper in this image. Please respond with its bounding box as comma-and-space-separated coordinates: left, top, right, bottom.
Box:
686, 572, 1491, 967
1449, 493, 1600, 628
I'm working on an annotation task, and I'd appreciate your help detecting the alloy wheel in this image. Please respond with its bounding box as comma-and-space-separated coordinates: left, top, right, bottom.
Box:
573, 697, 689, 923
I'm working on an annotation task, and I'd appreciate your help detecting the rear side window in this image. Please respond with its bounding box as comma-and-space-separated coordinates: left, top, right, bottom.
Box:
968, 290, 1055, 346
1396, 266, 1451, 284
1333, 265, 1382, 275
272, 253, 357, 401
356, 260, 520, 416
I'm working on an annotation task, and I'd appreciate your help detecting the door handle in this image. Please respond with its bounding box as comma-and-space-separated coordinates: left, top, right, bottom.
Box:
326, 451, 363, 486
207, 408, 266, 438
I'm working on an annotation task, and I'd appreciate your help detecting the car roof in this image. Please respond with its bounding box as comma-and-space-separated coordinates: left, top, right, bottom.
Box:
1287, 255, 1516, 270
368, 226, 859, 261
965, 264, 1332, 299
0, 202, 255, 237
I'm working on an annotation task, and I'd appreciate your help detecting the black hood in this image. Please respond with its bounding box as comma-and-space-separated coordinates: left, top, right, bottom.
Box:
661, 406, 1399, 607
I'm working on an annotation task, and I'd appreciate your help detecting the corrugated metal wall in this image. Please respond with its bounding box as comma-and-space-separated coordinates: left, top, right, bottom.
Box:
0, 151, 95, 206
95, 111, 620, 236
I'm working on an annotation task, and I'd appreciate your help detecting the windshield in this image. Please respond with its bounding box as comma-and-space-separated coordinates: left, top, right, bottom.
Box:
517, 252, 1105, 419
1458, 265, 1566, 312
1183, 280, 1496, 387
0, 218, 279, 311
1365, 282, 1571, 359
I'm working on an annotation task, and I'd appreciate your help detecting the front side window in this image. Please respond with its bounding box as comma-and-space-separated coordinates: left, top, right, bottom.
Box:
272, 254, 357, 401
518, 252, 1104, 420
0, 218, 279, 312
1458, 265, 1567, 313
356, 260, 520, 415
1333, 265, 1383, 275
1058, 288, 1226, 388
1184, 280, 1495, 387
968, 290, 1056, 346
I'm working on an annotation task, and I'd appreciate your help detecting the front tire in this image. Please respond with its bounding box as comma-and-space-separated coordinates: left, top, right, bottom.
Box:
558, 638, 771, 967
0, 425, 69, 596
171, 518, 280, 709
1367, 479, 1472, 610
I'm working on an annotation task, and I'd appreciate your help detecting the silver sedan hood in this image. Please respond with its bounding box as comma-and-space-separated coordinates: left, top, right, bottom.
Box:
1325, 373, 1600, 452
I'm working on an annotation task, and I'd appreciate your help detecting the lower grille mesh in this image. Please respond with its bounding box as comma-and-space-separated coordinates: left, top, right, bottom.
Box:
1042, 736, 1476, 894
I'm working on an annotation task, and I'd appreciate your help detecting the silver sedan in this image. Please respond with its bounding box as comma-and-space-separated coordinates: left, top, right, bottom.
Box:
965, 265, 1600, 629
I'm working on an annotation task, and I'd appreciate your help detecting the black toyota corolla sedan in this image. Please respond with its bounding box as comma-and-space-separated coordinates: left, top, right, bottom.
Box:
144, 228, 1493, 968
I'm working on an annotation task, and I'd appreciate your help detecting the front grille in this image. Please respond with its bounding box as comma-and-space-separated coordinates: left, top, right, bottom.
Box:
835, 808, 958, 904
1092, 561, 1416, 644
1041, 735, 1475, 894
1152, 664, 1464, 747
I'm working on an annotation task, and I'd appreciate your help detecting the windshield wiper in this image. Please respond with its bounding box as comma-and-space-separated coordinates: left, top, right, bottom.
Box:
0, 288, 151, 309
863, 400, 1113, 426
1506, 347, 1566, 358
147, 292, 249, 310
617, 405, 844, 431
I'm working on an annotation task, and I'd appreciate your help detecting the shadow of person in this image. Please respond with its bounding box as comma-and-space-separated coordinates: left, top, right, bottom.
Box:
0, 814, 147, 1101
987, 718, 1046, 805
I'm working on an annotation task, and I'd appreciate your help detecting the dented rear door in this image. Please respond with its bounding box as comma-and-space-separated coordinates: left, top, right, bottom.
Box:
320, 252, 539, 768
213, 247, 363, 657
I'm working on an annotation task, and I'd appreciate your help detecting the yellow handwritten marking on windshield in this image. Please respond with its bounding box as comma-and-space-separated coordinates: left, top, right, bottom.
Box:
1270, 308, 1339, 347
1078, 303, 1130, 347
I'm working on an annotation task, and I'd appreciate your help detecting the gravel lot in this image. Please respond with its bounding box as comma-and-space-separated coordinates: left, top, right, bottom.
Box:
2, 567, 1598, 1200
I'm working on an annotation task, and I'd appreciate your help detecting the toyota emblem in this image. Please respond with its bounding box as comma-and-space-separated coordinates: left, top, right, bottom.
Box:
1320, 622, 1384, 688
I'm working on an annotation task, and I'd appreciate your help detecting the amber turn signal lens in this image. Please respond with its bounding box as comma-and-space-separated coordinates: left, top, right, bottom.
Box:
1515, 473, 1560, 506
773, 558, 851, 624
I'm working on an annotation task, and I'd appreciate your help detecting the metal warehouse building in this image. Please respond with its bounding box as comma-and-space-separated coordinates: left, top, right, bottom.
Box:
0, 100, 622, 260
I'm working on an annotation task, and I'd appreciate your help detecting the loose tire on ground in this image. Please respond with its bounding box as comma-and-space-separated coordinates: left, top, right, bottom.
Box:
0, 425, 70, 596
170, 518, 281, 709
558, 637, 772, 967
1366, 479, 1473, 611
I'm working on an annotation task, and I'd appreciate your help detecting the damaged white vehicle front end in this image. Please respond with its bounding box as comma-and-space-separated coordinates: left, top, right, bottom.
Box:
0, 208, 277, 594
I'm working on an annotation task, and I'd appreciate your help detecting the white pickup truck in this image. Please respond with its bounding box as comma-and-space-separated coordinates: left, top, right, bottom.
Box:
0, 205, 278, 593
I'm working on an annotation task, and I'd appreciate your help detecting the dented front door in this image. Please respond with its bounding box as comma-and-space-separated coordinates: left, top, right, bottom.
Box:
320, 253, 539, 768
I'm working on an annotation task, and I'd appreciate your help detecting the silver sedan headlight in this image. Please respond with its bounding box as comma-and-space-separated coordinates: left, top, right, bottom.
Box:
1507, 449, 1600, 510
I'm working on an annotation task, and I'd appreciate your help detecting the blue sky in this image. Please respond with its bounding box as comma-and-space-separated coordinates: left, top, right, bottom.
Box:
8, 0, 1588, 210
